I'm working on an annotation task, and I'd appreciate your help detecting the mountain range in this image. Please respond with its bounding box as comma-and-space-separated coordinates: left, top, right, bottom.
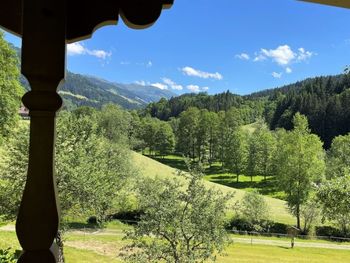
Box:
13, 44, 177, 110
21, 72, 177, 110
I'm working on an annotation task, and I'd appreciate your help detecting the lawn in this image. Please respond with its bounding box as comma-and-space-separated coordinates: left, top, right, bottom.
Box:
2, 224, 350, 263
132, 152, 294, 225
0, 229, 122, 263
219, 243, 350, 263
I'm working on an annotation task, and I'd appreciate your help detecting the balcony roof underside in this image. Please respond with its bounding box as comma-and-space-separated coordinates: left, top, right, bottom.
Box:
0, 0, 173, 43
302, 0, 350, 8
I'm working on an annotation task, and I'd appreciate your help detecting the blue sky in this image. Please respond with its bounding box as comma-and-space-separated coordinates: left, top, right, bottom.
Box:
4, 0, 350, 95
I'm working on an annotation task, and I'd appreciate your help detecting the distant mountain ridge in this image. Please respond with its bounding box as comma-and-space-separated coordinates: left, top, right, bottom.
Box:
13, 44, 177, 110
21, 72, 177, 110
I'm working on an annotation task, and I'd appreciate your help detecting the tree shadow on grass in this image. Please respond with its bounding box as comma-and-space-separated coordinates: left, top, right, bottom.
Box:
65, 222, 102, 231
209, 175, 284, 199
210, 175, 233, 180
149, 155, 189, 171
147, 155, 285, 199
277, 246, 291, 250
205, 165, 226, 175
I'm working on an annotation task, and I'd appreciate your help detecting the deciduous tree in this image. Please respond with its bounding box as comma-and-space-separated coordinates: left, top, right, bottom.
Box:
122, 168, 232, 263
224, 128, 248, 182
317, 174, 350, 236
326, 134, 350, 179
0, 32, 23, 140
274, 113, 325, 229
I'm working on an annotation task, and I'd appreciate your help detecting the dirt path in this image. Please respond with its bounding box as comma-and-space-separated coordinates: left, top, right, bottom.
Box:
233, 237, 350, 250
2, 225, 350, 251
0, 225, 15, 231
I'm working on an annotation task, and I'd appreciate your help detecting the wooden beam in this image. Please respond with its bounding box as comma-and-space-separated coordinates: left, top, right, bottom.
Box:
301, 0, 350, 9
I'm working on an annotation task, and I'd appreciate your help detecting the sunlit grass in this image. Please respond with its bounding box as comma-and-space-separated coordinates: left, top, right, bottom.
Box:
219, 243, 350, 263
2, 226, 350, 263
132, 152, 294, 225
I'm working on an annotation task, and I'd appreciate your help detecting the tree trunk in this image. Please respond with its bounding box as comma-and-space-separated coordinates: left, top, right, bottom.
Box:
296, 204, 301, 229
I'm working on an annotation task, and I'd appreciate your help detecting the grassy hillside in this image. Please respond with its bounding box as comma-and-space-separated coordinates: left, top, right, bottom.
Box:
131, 152, 294, 225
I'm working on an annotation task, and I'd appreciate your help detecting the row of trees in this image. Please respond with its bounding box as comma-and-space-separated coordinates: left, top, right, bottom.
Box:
138, 107, 277, 182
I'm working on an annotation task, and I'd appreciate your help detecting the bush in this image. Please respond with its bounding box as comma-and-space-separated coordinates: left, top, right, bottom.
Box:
227, 217, 288, 234
240, 190, 270, 224
315, 226, 344, 238
87, 216, 99, 225
0, 248, 17, 263
227, 217, 254, 232
268, 222, 288, 234
109, 210, 144, 225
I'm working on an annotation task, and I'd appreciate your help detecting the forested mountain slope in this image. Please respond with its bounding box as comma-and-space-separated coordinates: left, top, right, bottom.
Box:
267, 74, 350, 148
143, 91, 266, 123
13, 45, 176, 110
144, 73, 350, 148
20, 72, 176, 110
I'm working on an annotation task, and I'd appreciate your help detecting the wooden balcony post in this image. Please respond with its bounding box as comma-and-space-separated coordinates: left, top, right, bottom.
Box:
15, 0, 66, 262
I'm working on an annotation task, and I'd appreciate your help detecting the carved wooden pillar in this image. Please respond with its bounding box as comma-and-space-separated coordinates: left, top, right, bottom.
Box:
15, 0, 66, 262
0, 1, 175, 261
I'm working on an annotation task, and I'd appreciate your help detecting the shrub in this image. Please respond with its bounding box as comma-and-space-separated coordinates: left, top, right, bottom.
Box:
268, 222, 288, 234
240, 190, 270, 224
87, 216, 99, 225
0, 248, 17, 263
109, 210, 144, 225
227, 217, 288, 234
315, 226, 344, 238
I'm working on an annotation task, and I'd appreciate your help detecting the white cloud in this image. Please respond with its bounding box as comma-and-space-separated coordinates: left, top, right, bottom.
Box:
67, 42, 85, 55
67, 42, 112, 59
135, 80, 147, 86
86, 50, 111, 59
162, 78, 183, 90
145, 78, 184, 91
254, 45, 314, 66
235, 53, 250, 60
122, 61, 152, 67
261, 45, 295, 66
286, 67, 292, 74
152, 83, 168, 90
187, 85, 209, 93
147, 61, 153, 68
272, 72, 282, 79
187, 85, 200, 93
181, 67, 223, 80
254, 54, 266, 62
297, 48, 313, 61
